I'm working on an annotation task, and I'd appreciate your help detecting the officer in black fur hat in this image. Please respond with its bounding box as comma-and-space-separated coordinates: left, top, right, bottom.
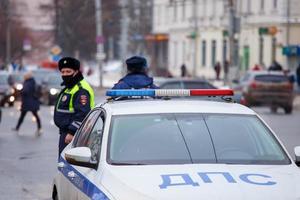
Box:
54, 57, 95, 155
112, 56, 158, 89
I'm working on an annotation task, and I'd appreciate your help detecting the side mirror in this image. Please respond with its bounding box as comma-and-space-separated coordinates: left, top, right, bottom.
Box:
294, 146, 300, 167
65, 147, 97, 169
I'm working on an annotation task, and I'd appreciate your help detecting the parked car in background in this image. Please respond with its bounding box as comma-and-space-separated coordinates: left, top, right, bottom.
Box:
155, 78, 217, 89
233, 71, 294, 114
32, 68, 60, 104
0, 72, 15, 107
32, 68, 58, 85
154, 77, 241, 103
40, 73, 62, 105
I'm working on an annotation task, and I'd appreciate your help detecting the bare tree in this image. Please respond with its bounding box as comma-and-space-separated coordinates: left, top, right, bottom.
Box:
0, 0, 32, 66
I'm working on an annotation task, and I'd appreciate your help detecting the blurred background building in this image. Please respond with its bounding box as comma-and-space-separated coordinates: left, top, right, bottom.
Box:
2, 0, 300, 80
152, 0, 300, 78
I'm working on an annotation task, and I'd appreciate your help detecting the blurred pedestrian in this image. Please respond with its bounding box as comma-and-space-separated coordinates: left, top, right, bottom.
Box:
54, 57, 95, 155
214, 61, 221, 80
269, 60, 283, 71
180, 64, 187, 77
12, 71, 42, 135
112, 56, 158, 89
296, 63, 300, 87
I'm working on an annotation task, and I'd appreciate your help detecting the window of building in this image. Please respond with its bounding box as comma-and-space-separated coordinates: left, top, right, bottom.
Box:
272, 37, 277, 61
259, 37, 264, 65
247, 0, 251, 13
260, 0, 265, 11
182, 1, 186, 21
156, 5, 161, 25
202, 40, 206, 67
174, 41, 178, 68
202, 0, 207, 17
173, 2, 177, 22
223, 40, 227, 64
211, 40, 217, 67
182, 41, 186, 62
273, 0, 278, 9
212, 0, 216, 17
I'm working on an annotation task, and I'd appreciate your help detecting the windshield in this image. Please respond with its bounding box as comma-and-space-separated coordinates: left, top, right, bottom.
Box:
10, 74, 23, 83
33, 70, 56, 84
0, 75, 8, 85
47, 75, 62, 86
255, 75, 289, 83
108, 114, 290, 165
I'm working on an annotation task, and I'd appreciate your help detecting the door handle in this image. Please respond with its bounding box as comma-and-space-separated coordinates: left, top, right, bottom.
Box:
57, 162, 65, 168
67, 171, 76, 178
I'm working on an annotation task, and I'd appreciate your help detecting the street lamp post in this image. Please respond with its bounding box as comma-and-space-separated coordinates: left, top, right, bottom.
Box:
228, 0, 235, 67
5, 0, 11, 69
120, 0, 129, 76
192, 0, 198, 77
95, 0, 104, 88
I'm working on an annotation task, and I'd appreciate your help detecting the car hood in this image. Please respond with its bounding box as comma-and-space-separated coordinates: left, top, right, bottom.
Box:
101, 164, 300, 200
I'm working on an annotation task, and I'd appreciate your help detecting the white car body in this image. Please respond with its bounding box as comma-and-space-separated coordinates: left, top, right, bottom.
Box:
53, 99, 300, 200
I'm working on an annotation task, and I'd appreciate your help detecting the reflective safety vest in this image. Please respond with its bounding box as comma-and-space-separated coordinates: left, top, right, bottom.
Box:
56, 79, 95, 113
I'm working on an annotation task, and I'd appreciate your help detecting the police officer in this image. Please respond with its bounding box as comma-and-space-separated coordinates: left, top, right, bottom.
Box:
54, 57, 95, 155
112, 56, 158, 89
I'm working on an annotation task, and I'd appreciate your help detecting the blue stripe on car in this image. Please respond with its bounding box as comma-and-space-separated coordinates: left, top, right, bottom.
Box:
59, 157, 110, 200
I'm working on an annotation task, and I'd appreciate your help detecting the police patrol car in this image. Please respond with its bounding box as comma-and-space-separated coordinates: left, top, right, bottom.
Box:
52, 89, 300, 200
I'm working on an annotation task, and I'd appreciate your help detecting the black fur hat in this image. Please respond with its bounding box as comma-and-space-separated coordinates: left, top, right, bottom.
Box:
58, 57, 80, 71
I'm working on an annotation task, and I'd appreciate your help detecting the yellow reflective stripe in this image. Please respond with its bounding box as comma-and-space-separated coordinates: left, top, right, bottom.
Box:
69, 85, 79, 112
55, 93, 64, 111
57, 79, 94, 113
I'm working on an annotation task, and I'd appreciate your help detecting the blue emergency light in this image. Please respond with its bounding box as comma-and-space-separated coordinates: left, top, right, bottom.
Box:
106, 89, 234, 97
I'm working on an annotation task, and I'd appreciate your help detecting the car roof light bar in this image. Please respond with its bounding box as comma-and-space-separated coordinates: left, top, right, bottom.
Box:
190, 89, 234, 96
106, 90, 155, 97
106, 89, 234, 97
155, 89, 190, 97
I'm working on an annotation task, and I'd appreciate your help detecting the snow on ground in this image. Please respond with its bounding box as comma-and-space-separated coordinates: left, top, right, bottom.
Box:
83, 61, 123, 88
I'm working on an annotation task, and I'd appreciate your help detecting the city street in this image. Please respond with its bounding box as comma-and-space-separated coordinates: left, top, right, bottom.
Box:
0, 95, 299, 200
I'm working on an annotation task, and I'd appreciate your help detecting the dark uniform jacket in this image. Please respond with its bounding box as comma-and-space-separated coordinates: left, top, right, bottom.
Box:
21, 78, 40, 112
112, 73, 158, 89
54, 80, 94, 136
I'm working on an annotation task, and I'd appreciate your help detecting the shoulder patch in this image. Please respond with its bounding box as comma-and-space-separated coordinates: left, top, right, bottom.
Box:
80, 95, 88, 105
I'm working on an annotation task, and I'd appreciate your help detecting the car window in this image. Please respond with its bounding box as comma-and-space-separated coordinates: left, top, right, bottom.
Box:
183, 81, 216, 89
47, 75, 62, 86
159, 82, 182, 89
108, 114, 290, 165
74, 111, 99, 146
0, 75, 8, 85
108, 114, 192, 164
254, 74, 289, 83
240, 73, 251, 83
205, 114, 290, 164
73, 110, 105, 162
11, 74, 24, 83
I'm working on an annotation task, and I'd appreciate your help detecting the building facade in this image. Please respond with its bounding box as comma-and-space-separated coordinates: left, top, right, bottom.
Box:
13, 0, 54, 65
153, 0, 300, 79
